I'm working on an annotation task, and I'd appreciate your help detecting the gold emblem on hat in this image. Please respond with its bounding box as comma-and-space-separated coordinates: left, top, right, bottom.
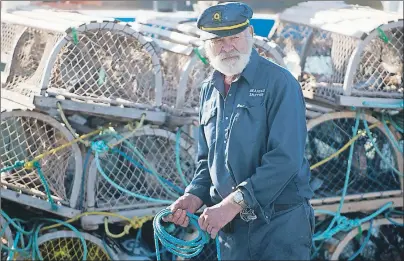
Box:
213, 12, 221, 22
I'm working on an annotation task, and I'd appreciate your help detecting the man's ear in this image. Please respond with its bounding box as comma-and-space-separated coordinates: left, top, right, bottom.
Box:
249, 26, 254, 37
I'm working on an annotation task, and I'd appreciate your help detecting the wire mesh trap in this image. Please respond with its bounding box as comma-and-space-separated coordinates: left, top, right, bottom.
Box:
0, 111, 83, 214
328, 216, 403, 261
0, 216, 14, 261
271, 2, 403, 108
34, 230, 118, 260
40, 20, 164, 110
306, 111, 403, 209
83, 125, 196, 226
0, 19, 64, 101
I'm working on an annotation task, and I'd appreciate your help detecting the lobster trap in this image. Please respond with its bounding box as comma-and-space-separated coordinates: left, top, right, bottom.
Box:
81, 125, 196, 228
271, 2, 403, 109
3, 8, 168, 125
40, 21, 163, 110
1, 14, 64, 102
0, 111, 83, 218
34, 230, 118, 260
327, 216, 403, 261
306, 111, 403, 214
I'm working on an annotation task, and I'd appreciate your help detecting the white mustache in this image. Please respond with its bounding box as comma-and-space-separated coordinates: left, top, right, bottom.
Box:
219, 51, 240, 60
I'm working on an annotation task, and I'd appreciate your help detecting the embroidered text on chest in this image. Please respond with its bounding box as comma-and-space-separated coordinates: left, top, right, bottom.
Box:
249, 88, 265, 97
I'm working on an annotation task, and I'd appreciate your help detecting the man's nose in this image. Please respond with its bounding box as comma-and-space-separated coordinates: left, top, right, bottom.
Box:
222, 41, 234, 52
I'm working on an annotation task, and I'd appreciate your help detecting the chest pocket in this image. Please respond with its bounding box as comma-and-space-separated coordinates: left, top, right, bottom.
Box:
201, 103, 217, 147
230, 103, 264, 144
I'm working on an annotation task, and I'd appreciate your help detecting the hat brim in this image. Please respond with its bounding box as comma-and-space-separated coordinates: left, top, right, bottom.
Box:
199, 25, 249, 41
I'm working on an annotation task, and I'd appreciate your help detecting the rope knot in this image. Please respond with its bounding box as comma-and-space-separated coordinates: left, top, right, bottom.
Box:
91, 140, 109, 153
14, 160, 25, 168
337, 216, 361, 231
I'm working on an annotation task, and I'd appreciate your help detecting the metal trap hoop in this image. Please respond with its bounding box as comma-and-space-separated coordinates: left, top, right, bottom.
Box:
40, 20, 163, 110
35, 230, 118, 260
272, 2, 403, 108
0, 110, 83, 217
306, 111, 403, 214
330, 217, 403, 261
131, 21, 201, 110
82, 125, 196, 227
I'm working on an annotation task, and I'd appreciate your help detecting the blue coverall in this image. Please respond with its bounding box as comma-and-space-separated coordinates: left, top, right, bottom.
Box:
185, 49, 315, 260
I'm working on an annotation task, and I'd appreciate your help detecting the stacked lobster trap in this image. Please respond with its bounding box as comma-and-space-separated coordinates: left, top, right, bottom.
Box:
269, 2, 404, 260
0, 6, 225, 261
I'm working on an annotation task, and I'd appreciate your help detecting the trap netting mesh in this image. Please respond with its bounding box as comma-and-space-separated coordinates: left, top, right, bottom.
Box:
87, 126, 196, 211
33, 231, 116, 261
1, 22, 63, 99
253, 37, 286, 67
273, 21, 358, 102
0, 111, 82, 208
306, 112, 402, 200
43, 22, 162, 108
159, 48, 192, 109
326, 217, 404, 261
272, 20, 403, 102
351, 24, 403, 97
180, 54, 212, 115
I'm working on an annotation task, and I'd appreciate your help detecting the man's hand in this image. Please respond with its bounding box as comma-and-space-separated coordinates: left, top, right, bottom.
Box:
162, 193, 203, 227
198, 193, 243, 239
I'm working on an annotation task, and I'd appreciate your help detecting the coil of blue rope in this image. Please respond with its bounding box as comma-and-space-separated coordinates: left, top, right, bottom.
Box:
153, 208, 221, 261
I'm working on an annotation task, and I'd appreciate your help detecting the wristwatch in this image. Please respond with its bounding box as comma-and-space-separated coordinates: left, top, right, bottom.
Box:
232, 189, 248, 209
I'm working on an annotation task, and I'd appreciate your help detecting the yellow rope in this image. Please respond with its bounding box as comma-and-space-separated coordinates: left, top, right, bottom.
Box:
56, 101, 90, 147
310, 121, 383, 170
41, 211, 153, 233
108, 113, 146, 148
23, 127, 106, 170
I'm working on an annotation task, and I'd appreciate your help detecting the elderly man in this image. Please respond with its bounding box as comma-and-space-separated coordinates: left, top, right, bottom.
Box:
163, 2, 315, 260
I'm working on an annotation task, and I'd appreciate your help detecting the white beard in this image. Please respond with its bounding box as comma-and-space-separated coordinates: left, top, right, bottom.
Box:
204, 37, 254, 77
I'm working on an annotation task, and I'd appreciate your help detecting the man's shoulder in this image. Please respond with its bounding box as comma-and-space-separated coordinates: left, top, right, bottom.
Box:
257, 55, 296, 81
256, 55, 300, 91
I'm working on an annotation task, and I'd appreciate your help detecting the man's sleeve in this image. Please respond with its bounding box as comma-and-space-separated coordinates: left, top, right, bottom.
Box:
236, 71, 308, 222
184, 85, 212, 205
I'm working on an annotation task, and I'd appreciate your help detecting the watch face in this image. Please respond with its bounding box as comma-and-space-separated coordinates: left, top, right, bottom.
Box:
234, 191, 243, 203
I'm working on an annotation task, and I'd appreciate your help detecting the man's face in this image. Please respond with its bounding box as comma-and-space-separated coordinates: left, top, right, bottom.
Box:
204, 27, 254, 76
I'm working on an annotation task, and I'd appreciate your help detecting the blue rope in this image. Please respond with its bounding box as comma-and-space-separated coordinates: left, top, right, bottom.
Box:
92, 132, 183, 198
362, 117, 403, 177
313, 110, 361, 241
92, 141, 174, 205
34, 162, 58, 211
7, 231, 20, 261
381, 113, 403, 153
388, 114, 403, 133
362, 100, 404, 109
110, 147, 184, 195
153, 208, 221, 261
0, 160, 24, 173
0, 160, 58, 211
348, 219, 374, 261
0, 210, 88, 260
